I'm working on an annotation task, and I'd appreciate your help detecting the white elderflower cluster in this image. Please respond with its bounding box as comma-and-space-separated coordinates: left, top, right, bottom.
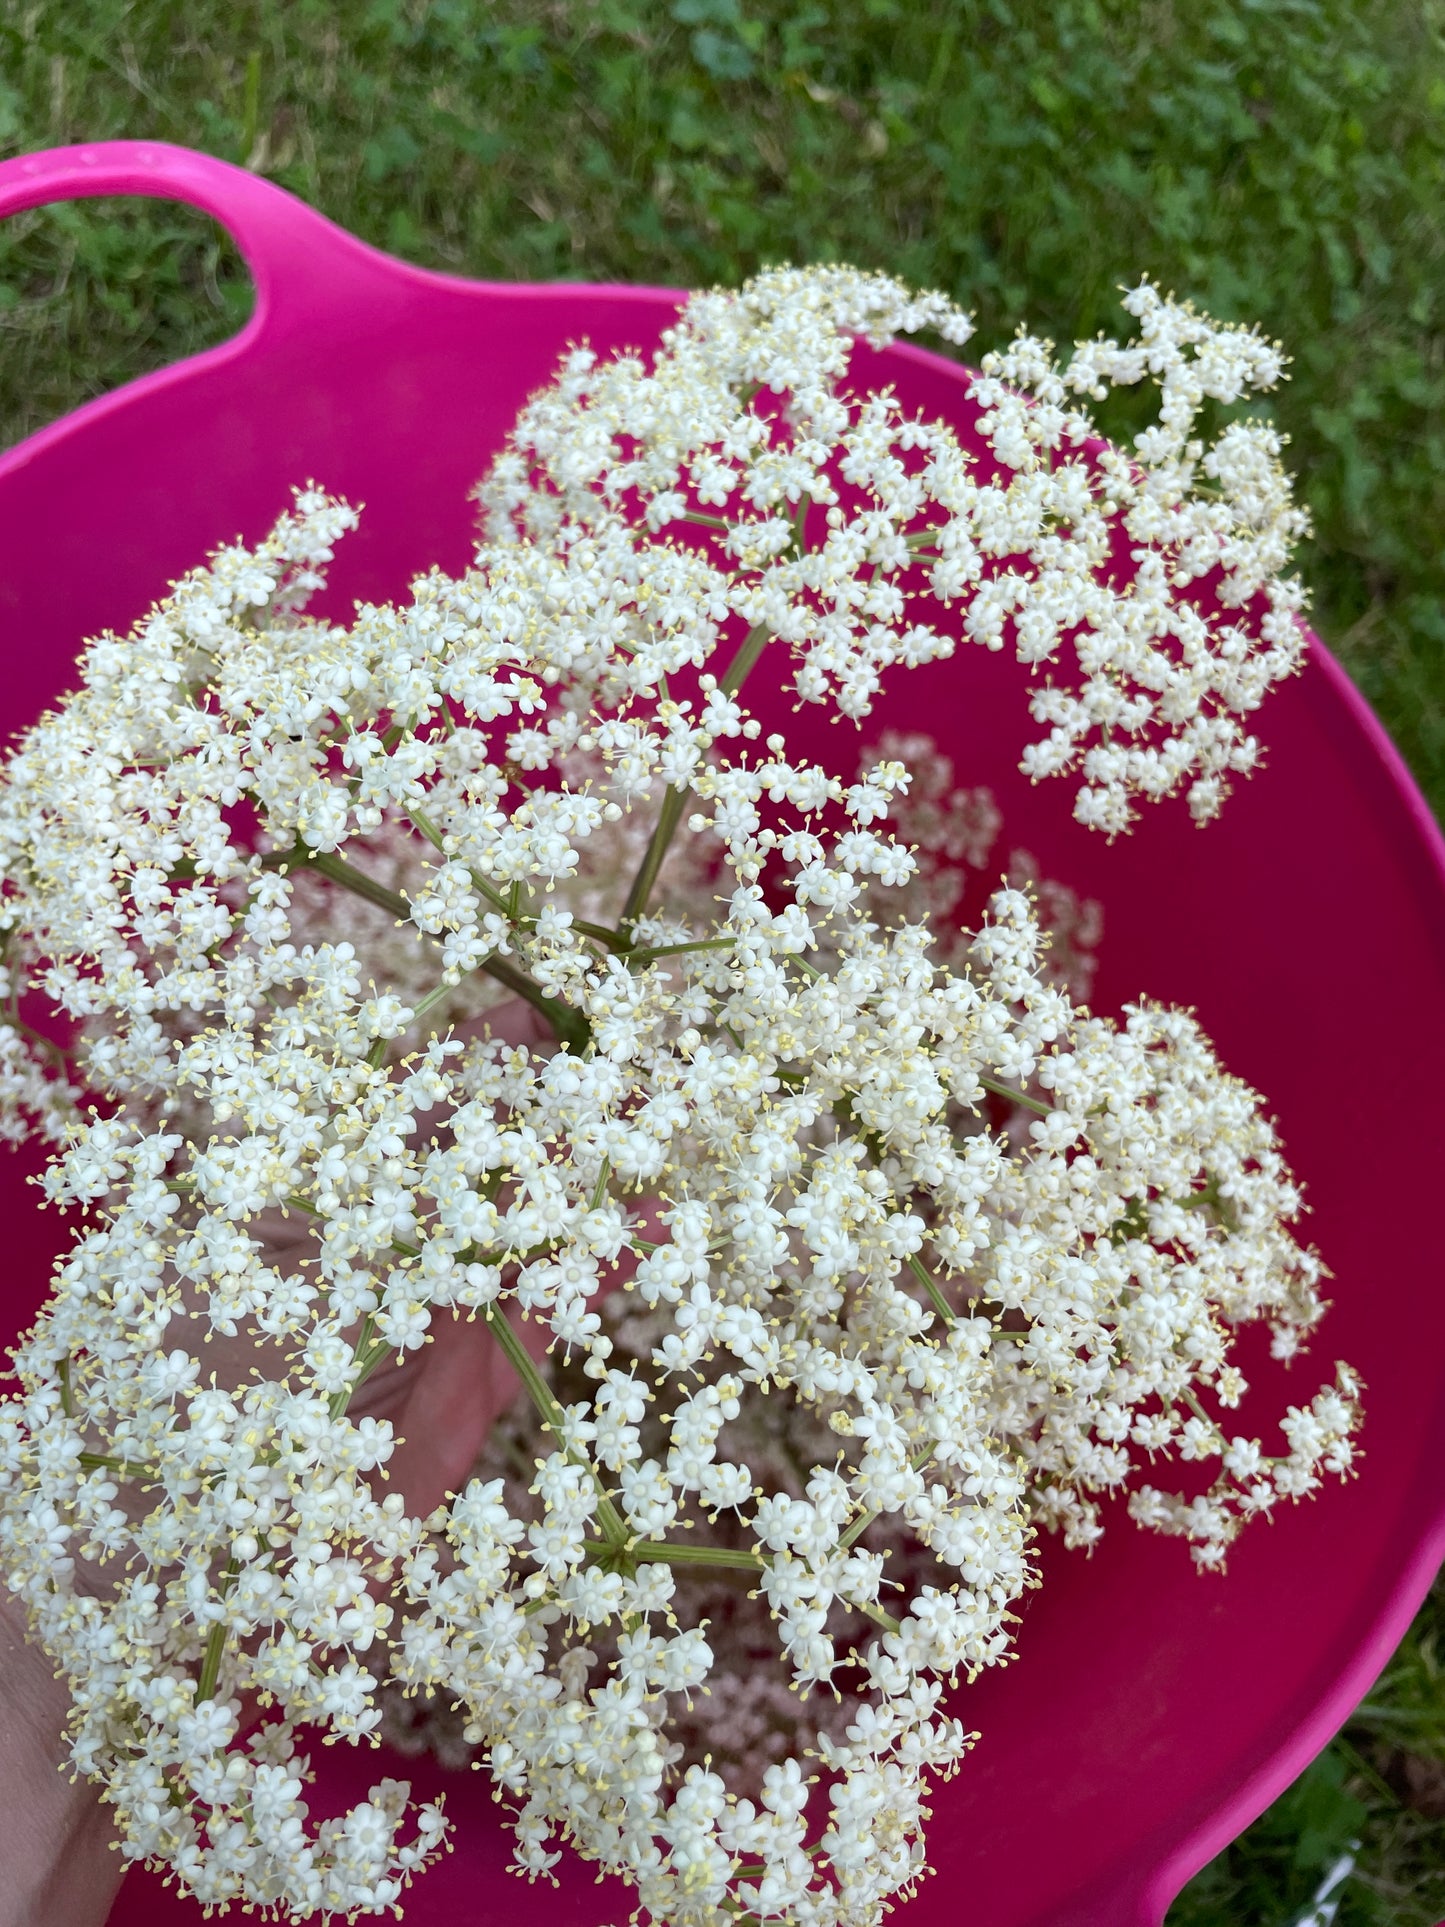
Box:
0, 266, 1351, 1927
480, 264, 1310, 831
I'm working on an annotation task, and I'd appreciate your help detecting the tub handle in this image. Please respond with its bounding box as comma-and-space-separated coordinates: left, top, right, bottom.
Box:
0, 139, 393, 338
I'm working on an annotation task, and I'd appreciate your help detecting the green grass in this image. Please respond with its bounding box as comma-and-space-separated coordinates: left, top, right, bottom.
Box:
1170, 1578, 1445, 1926
0, 2, 1442, 1918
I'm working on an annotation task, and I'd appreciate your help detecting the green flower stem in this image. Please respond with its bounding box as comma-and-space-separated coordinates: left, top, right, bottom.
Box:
619, 784, 689, 932
196, 1557, 239, 1703
404, 805, 450, 854
717, 618, 772, 698
907, 1251, 956, 1326
406, 979, 457, 1030
481, 1305, 629, 1548
374, 720, 406, 755
977, 1074, 1052, 1116
837, 1446, 935, 1552
409, 806, 620, 957
300, 845, 409, 917
789, 492, 811, 557
164, 1178, 425, 1262
733, 1845, 824, 1879
569, 916, 630, 952
302, 841, 590, 1051
473, 950, 591, 1052
405, 805, 510, 918
330, 1312, 384, 1420
632, 935, 737, 964
1179, 1384, 1227, 1446
619, 618, 773, 933
588, 1537, 903, 1636
628, 1540, 763, 1570
78, 1449, 159, 1483
168, 844, 300, 884
6, 1009, 75, 1076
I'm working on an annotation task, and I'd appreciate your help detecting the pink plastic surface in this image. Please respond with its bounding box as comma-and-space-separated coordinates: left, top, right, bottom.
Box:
1, 141, 1443, 1927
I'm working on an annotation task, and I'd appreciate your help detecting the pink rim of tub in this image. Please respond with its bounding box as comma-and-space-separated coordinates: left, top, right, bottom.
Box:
1, 142, 1443, 1927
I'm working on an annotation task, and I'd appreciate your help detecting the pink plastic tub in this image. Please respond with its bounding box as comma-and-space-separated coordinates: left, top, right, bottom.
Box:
2, 141, 1443, 1927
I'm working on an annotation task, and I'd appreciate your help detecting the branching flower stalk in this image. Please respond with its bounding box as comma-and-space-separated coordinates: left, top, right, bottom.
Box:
0, 266, 1356, 1925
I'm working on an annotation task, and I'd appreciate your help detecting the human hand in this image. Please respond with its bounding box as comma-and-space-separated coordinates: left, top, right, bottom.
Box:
0, 1582, 125, 1927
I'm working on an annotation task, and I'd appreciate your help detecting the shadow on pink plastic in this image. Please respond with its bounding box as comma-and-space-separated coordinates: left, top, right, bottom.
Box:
2, 141, 1444, 1927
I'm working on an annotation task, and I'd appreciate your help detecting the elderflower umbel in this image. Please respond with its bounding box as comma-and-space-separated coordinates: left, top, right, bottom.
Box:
0, 265, 1352, 1927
